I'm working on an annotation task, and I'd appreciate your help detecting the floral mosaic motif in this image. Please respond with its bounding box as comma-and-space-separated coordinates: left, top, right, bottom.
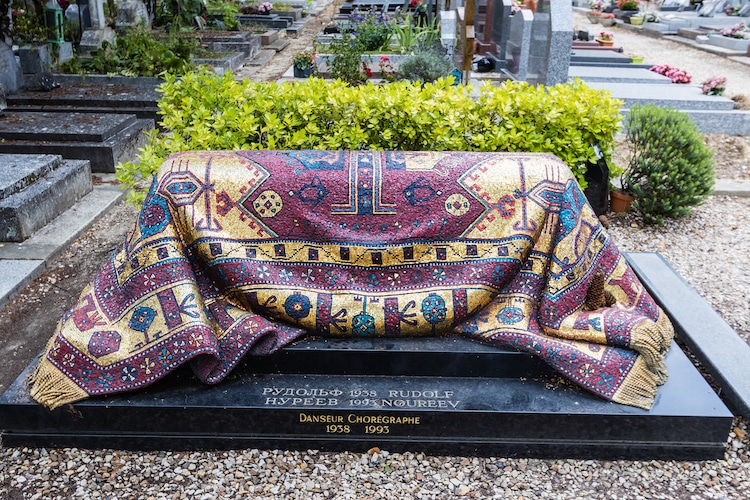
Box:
497, 307, 524, 324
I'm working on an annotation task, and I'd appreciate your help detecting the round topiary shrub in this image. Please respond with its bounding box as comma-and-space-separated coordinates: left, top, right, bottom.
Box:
623, 104, 715, 225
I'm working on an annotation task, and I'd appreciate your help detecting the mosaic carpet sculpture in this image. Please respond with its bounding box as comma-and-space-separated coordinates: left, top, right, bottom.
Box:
31, 151, 673, 410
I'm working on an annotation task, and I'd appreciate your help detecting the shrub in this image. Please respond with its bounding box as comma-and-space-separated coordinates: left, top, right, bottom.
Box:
117, 72, 622, 205
623, 104, 715, 225
395, 49, 453, 84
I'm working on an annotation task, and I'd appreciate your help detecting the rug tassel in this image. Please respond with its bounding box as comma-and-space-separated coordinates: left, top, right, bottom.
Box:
30, 356, 88, 410
629, 312, 674, 372
612, 354, 662, 410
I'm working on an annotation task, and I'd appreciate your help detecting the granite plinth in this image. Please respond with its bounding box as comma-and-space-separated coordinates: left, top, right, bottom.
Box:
0, 160, 92, 242
627, 253, 750, 420
585, 82, 736, 110
8, 82, 160, 122
0, 154, 61, 199
0, 112, 154, 173
570, 50, 631, 64
0, 337, 732, 458
569, 66, 673, 84
0, 112, 137, 142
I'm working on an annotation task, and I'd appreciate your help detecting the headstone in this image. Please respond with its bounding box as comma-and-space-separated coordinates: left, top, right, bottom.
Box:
116, 0, 150, 30
0, 154, 92, 242
78, 0, 116, 54
0, 112, 154, 172
0, 42, 23, 93
486, 0, 512, 70
697, 0, 727, 17
525, 0, 571, 86
504, 8, 533, 80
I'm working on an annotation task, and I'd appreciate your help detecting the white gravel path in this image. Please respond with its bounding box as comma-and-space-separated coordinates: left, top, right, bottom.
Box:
3, 13, 750, 500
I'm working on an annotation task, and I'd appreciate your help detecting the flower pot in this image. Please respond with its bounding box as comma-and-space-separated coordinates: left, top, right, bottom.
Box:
294, 66, 315, 78
610, 190, 635, 213
629, 16, 644, 25
599, 17, 616, 27
587, 13, 601, 23
596, 38, 614, 46
629, 56, 644, 63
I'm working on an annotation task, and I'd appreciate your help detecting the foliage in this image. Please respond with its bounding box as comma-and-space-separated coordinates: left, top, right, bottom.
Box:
390, 14, 442, 54
327, 32, 369, 85
649, 64, 691, 83
623, 104, 714, 225
10, 3, 46, 45
155, 0, 206, 27
117, 71, 623, 205
395, 49, 453, 84
206, 0, 241, 30
341, 8, 392, 52
616, 0, 640, 9
701, 76, 726, 96
61, 26, 196, 77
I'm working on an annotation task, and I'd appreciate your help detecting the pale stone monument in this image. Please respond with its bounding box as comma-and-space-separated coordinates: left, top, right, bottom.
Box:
78, 0, 116, 53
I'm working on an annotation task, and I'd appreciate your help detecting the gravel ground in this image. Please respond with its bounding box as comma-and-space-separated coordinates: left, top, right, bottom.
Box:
3, 10, 750, 500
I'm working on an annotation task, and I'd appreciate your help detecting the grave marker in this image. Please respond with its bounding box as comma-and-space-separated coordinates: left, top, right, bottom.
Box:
78, 0, 115, 54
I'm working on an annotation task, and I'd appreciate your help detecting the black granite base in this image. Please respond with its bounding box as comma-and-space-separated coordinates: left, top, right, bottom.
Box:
0, 336, 732, 459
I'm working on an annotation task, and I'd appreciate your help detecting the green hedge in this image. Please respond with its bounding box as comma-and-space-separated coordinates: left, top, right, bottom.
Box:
118, 70, 623, 205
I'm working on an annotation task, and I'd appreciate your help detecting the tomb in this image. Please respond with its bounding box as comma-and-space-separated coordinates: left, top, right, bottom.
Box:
0, 111, 154, 173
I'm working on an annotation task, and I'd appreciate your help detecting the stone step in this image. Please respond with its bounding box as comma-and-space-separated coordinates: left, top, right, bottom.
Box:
247, 49, 277, 67
0, 112, 154, 173
0, 155, 92, 242
569, 66, 673, 84
267, 38, 292, 52
570, 49, 631, 64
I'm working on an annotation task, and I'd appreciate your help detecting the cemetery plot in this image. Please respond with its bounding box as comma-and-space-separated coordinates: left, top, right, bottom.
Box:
0, 112, 154, 173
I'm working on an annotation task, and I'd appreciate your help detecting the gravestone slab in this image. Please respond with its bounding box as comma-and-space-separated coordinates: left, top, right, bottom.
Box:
0, 333, 733, 458
0, 154, 92, 242
0, 112, 154, 173
505, 8, 533, 80
8, 82, 160, 121
0, 42, 23, 94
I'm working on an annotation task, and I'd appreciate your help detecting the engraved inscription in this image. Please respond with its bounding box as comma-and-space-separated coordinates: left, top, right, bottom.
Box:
262, 386, 461, 409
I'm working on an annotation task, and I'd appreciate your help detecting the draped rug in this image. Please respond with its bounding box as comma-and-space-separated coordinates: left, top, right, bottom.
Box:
31, 151, 673, 410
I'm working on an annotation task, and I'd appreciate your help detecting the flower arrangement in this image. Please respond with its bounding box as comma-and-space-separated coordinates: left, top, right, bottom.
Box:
378, 55, 396, 82
599, 31, 614, 41
293, 48, 316, 69
616, 0, 640, 9
701, 76, 727, 96
719, 23, 750, 40
601, 13, 615, 18
589, 0, 607, 10
258, 2, 273, 13
724, 6, 741, 16
649, 64, 691, 84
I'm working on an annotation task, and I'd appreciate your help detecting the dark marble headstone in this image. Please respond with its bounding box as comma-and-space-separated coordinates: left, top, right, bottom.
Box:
0, 111, 153, 173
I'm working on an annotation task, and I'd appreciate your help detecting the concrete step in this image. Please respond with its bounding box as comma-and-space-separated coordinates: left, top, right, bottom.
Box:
247, 49, 277, 67
0, 154, 92, 242
267, 38, 291, 52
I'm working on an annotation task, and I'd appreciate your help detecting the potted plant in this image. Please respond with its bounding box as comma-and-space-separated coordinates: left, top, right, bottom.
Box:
596, 31, 615, 46
629, 13, 645, 25
600, 13, 616, 27
293, 48, 317, 78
